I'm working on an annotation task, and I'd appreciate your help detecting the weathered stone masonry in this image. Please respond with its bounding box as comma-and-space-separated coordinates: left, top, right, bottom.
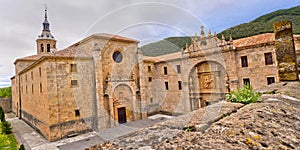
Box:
11, 9, 300, 141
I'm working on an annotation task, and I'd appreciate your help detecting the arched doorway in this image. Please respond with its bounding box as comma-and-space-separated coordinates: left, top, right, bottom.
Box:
189, 61, 228, 109
112, 84, 133, 124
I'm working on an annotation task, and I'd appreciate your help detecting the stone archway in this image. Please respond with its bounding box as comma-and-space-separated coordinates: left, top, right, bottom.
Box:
189, 61, 228, 109
112, 84, 134, 123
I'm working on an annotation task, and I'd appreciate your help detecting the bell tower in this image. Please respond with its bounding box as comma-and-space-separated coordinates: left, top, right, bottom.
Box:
36, 6, 57, 54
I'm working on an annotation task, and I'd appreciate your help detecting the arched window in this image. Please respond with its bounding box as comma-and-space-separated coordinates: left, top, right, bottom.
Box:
41, 44, 44, 52
47, 44, 50, 52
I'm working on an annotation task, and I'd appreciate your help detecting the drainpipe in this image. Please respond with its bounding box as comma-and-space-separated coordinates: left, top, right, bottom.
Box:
18, 74, 22, 119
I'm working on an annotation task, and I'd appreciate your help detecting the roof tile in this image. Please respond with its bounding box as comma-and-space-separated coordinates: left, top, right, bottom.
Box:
233, 33, 275, 48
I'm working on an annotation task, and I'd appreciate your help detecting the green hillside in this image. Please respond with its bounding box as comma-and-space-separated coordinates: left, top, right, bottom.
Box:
141, 5, 300, 56
0, 87, 11, 98
141, 37, 192, 56
218, 5, 300, 40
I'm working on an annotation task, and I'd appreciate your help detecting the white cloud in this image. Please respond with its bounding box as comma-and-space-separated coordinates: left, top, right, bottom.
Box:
0, 0, 299, 87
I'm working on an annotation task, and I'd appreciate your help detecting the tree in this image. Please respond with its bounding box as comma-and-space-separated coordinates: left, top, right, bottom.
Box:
0, 107, 5, 122
0, 87, 12, 98
1, 121, 12, 134
19, 144, 26, 150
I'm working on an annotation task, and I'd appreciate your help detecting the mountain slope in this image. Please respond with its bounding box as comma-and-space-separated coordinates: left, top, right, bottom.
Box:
141, 37, 192, 57
218, 5, 300, 40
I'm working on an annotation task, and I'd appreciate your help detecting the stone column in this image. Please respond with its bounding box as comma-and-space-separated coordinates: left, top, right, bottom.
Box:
274, 21, 299, 81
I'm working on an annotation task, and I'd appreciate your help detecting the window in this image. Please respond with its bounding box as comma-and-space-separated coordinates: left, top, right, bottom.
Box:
41, 44, 44, 52
40, 83, 42, 93
31, 71, 33, 80
75, 110, 80, 117
39, 67, 42, 77
47, 44, 50, 52
177, 65, 181, 73
148, 66, 151, 72
264, 52, 273, 65
241, 56, 248, 67
32, 84, 34, 94
71, 80, 78, 87
164, 67, 168, 75
149, 77, 152, 82
243, 78, 250, 85
70, 64, 77, 72
112, 51, 123, 63
178, 81, 182, 90
150, 97, 153, 103
267, 77, 275, 85
25, 75, 27, 81
165, 82, 169, 90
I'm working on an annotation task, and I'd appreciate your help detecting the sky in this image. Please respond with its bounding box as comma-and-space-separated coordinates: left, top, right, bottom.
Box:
0, 0, 299, 87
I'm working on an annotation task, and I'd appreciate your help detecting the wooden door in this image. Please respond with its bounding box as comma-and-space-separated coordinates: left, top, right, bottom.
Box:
118, 107, 127, 124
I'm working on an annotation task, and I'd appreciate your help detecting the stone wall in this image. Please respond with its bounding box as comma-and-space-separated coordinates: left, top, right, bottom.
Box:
46, 58, 96, 141
0, 97, 12, 113
274, 21, 299, 81
17, 56, 96, 141
234, 45, 279, 89
94, 38, 143, 129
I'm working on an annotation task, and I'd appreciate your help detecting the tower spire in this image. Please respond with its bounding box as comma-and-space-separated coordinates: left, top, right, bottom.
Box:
43, 5, 50, 31
44, 5, 48, 19
38, 5, 54, 39
37, 6, 56, 54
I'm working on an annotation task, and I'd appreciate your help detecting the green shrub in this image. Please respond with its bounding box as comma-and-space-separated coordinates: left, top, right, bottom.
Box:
226, 84, 261, 104
0, 133, 18, 150
1, 121, 12, 134
0, 107, 5, 122
19, 144, 25, 150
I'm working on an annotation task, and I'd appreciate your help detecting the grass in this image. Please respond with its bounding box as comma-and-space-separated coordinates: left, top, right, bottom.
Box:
0, 133, 18, 150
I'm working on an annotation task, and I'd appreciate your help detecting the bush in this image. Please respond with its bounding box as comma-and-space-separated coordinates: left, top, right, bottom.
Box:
19, 144, 25, 150
226, 84, 261, 104
1, 121, 12, 134
0, 107, 5, 122
0, 133, 18, 150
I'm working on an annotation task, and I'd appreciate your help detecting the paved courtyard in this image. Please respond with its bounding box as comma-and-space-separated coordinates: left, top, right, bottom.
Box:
7, 113, 172, 150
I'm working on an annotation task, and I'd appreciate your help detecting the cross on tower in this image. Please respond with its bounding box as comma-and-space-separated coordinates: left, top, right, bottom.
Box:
44, 4, 48, 10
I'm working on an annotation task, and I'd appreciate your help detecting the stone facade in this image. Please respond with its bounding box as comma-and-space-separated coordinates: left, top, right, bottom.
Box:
11, 11, 300, 142
139, 31, 284, 115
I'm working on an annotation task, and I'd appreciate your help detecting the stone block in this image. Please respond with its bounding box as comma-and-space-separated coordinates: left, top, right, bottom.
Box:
274, 21, 299, 81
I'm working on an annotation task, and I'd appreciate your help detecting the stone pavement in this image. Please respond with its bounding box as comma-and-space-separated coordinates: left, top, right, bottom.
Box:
7, 117, 56, 150
7, 113, 172, 150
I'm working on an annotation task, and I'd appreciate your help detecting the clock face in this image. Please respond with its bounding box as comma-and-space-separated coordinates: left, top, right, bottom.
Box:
113, 51, 123, 63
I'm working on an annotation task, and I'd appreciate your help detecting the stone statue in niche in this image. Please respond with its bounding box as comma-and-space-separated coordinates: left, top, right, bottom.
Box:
202, 74, 214, 89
